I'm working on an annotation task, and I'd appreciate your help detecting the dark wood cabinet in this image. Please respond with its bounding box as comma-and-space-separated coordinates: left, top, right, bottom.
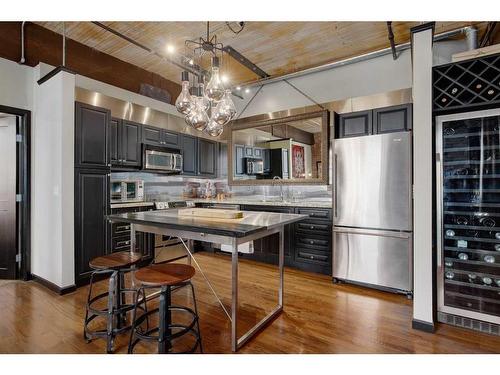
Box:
240, 205, 294, 266
121, 121, 142, 166
198, 138, 217, 178
336, 104, 412, 139
74, 169, 110, 283
109, 118, 120, 165
337, 110, 373, 138
75, 102, 110, 169
373, 104, 412, 134
234, 144, 245, 176
253, 147, 263, 158
110, 120, 142, 167
181, 134, 198, 175
142, 125, 181, 148
110, 206, 154, 262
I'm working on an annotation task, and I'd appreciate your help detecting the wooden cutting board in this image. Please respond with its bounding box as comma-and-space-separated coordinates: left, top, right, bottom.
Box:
178, 208, 244, 220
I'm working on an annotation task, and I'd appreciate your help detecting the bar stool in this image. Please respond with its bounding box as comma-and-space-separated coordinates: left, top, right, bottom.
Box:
84, 251, 145, 353
128, 263, 203, 354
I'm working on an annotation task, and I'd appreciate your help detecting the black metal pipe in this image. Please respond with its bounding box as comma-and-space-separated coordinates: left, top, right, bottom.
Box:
387, 21, 398, 60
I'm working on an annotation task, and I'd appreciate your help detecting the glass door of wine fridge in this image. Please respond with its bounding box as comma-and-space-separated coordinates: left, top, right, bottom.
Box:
436, 108, 500, 329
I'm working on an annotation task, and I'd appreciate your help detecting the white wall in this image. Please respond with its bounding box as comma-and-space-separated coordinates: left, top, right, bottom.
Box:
31, 68, 75, 288
0, 57, 34, 110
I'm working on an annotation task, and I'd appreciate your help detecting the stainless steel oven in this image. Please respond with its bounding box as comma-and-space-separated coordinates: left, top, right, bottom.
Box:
110, 180, 144, 203
143, 144, 182, 173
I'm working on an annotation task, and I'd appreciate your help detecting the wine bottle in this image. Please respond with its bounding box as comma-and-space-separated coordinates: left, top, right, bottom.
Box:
445, 271, 455, 280
446, 229, 456, 237
458, 253, 469, 260
455, 216, 469, 225
482, 277, 493, 285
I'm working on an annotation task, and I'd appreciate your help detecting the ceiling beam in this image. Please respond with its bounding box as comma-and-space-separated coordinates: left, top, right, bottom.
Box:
223, 45, 269, 78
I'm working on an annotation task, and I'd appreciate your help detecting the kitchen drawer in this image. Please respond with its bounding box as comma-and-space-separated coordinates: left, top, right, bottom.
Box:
295, 208, 331, 221
295, 235, 330, 250
112, 236, 132, 251
296, 221, 332, 234
112, 222, 131, 236
295, 247, 330, 265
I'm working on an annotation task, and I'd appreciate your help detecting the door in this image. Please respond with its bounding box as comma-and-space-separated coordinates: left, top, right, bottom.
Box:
198, 138, 217, 177
109, 118, 120, 165
436, 109, 500, 324
121, 121, 141, 166
333, 228, 412, 291
0, 116, 17, 279
75, 169, 110, 281
75, 102, 110, 168
142, 125, 162, 146
182, 135, 198, 175
373, 104, 412, 134
334, 131, 412, 231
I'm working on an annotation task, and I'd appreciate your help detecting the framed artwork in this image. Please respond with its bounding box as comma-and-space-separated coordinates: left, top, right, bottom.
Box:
292, 144, 305, 179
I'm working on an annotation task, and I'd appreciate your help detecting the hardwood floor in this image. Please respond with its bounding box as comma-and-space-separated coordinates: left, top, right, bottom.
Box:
1, 252, 499, 354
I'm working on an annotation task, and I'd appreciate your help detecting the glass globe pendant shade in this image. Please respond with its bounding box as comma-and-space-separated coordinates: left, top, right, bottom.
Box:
213, 89, 237, 125
175, 71, 194, 115
186, 87, 209, 131
205, 56, 225, 102
205, 119, 224, 137
197, 77, 210, 111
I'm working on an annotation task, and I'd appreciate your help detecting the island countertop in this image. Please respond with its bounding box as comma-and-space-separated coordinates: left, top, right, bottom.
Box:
183, 198, 332, 209
108, 209, 307, 238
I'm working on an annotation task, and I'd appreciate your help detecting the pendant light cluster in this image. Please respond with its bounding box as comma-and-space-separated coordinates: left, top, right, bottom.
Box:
175, 56, 236, 137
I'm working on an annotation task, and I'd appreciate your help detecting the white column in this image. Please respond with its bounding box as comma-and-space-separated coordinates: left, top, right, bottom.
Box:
31, 67, 75, 290
411, 23, 435, 331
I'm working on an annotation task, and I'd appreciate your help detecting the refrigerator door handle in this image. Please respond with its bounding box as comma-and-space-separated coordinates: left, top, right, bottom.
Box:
334, 153, 338, 219
333, 227, 411, 239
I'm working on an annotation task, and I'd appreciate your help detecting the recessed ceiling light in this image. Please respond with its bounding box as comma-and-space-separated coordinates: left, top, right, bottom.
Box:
166, 44, 175, 53
188, 59, 194, 65
236, 86, 241, 91
245, 88, 250, 94
221, 75, 229, 83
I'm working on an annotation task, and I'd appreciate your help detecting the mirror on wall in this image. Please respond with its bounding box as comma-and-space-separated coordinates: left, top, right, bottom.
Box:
228, 110, 329, 185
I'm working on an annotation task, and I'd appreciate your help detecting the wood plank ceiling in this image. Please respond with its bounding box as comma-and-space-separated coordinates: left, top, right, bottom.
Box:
36, 21, 488, 86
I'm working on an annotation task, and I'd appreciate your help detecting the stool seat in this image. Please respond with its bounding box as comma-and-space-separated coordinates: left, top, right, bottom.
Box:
89, 251, 143, 270
134, 264, 195, 287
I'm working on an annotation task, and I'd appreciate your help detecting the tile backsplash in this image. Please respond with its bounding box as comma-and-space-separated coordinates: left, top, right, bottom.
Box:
111, 171, 331, 202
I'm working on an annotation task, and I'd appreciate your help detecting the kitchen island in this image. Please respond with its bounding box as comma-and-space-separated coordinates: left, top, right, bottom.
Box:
108, 208, 307, 352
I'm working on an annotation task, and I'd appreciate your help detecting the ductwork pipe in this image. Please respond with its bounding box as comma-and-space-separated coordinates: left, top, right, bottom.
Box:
464, 26, 478, 51
19, 21, 26, 64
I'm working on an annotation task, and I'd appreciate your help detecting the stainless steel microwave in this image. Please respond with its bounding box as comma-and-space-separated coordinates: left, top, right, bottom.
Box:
143, 144, 183, 173
244, 157, 264, 175
110, 180, 144, 203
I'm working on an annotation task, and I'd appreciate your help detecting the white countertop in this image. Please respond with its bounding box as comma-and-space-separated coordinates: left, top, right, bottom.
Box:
184, 198, 332, 209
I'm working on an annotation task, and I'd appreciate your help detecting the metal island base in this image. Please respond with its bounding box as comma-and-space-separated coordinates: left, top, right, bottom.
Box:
108, 209, 306, 352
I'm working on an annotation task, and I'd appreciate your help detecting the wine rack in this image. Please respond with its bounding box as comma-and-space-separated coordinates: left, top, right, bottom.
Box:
439, 111, 500, 324
433, 52, 500, 113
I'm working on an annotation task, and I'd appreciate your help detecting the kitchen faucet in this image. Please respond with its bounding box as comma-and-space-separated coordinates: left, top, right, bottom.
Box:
272, 176, 284, 202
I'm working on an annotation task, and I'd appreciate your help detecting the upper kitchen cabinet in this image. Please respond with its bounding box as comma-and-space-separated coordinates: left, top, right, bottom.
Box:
181, 134, 198, 175
373, 104, 412, 134
336, 104, 412, 139
234, 144, 245, 176
218, 143, 228, 179
121, 120, 142, 166
336, 110, 373, 138
75, 102, 110, 169
142, 125, 181, 148
198, 138, 218, 178
110, 119, 142, 168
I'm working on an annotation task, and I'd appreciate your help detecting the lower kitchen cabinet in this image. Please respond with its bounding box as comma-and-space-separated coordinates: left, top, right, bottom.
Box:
110, 206, 154, 262
74, 169, 110, 284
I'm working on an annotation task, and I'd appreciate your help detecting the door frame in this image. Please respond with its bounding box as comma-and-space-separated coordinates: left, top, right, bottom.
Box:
0, 104, 31, 280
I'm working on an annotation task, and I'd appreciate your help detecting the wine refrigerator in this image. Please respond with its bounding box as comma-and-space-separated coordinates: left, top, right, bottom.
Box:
436, 108, 500, 335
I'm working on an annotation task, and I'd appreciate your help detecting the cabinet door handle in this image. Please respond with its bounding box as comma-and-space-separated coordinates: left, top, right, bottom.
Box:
117, 240, 130, 247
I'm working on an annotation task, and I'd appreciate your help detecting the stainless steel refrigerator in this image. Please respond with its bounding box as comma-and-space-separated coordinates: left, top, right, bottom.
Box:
332, 131, 413, 295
